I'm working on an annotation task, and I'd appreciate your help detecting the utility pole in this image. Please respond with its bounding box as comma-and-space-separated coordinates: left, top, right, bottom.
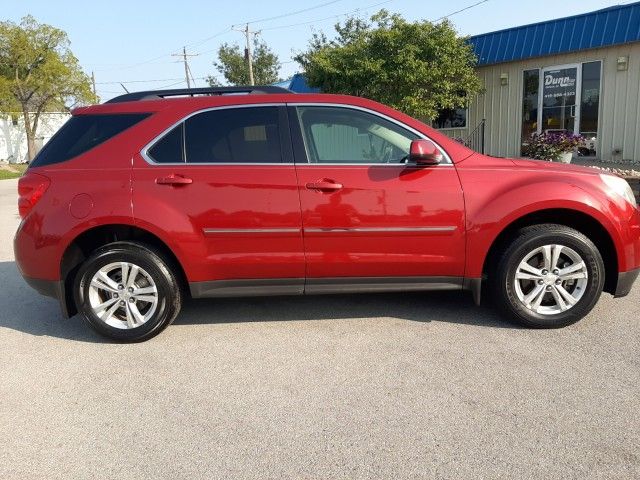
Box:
172, 47, 198, 88
91, 71, 96, 96
233, 23, 260, 85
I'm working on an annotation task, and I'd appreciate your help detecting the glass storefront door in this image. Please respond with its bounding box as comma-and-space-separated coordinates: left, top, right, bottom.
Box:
521, 61, 602, 157
539, 65, 579, 134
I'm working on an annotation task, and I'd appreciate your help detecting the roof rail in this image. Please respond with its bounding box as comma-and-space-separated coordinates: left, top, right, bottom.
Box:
105, 85, 293, 104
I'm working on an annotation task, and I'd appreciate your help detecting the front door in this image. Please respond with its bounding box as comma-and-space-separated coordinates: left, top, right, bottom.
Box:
132, 105, 305, 293
539, 65, 579, 134
290, 105, 466, 287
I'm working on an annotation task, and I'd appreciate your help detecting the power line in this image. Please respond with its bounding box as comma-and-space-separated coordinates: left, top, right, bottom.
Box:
92, 0, 397, 88
90, 0, 383, 72
260, 0, 394, 31
434, 0, 490, 22
96, 77, 186, 85
155, 79, 188, 89
234, 0, 343, 26
184, 27, 233, 50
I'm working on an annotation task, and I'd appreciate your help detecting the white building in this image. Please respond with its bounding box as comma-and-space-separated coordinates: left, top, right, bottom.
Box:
0, 112, 70, 163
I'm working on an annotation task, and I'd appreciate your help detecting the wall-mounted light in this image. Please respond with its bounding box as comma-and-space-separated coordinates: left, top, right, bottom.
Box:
617, 56, 629, 71
500, 72, 509, 86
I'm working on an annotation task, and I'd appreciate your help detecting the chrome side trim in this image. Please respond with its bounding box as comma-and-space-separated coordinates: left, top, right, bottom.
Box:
304, 226, 456, 233
203, 227, 301, 235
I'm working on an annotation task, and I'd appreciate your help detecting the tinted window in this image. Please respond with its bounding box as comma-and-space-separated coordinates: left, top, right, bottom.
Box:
31, 113, 149, 167
296, 106, 418, 164
147, 123, 184, 163
184, 107, 282, 163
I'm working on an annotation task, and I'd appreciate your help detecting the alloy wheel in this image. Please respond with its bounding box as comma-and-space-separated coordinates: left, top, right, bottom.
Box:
87, 262, 159, 329
513, 244, 588, 316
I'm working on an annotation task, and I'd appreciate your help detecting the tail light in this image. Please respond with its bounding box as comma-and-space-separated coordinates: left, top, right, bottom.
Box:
18, 172, 50, 219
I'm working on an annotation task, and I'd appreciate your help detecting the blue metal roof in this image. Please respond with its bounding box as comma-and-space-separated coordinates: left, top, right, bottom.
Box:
273, 73, 320, 93
468, 2, 640, 66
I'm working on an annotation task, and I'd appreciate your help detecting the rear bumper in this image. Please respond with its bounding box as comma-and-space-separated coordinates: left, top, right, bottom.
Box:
614, 268, 640, 298
22, 276, 71, 318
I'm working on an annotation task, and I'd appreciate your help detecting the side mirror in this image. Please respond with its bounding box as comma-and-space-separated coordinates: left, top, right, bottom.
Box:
409, 139, 443, 166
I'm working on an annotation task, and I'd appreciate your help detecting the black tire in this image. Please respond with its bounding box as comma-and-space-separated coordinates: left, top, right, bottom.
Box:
490, 224, 605, 328
74, 241, 182, 341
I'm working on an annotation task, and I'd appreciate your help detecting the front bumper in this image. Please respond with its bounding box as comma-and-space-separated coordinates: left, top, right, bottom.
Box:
614, 267, 640, 298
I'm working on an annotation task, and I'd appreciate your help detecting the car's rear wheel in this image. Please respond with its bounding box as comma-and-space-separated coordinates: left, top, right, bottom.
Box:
491, 224, 605, 328
74, 242, 182, 341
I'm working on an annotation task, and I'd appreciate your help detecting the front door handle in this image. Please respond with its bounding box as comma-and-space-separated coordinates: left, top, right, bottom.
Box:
306, 179, 343, 193
156, 174, 193, 186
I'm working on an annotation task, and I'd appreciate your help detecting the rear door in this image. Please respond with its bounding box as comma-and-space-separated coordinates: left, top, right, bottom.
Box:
132, 105, 305, 295
289, 104, 466, 289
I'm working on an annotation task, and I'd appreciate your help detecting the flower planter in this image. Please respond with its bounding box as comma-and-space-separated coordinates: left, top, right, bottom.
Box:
558, 152, 573, 164
521, 132, 585, 163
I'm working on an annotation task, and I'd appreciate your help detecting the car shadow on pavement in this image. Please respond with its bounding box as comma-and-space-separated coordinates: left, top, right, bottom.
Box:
0, 261, 517, 343
177, 291, 514, 329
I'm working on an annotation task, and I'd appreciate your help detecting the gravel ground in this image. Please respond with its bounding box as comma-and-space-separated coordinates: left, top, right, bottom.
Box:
0, 178, 639, 479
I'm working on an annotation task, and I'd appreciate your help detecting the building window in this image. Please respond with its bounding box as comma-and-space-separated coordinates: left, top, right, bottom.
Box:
432, 108, 467, 129
579, 61, 601, 157
521, 69, 539, 149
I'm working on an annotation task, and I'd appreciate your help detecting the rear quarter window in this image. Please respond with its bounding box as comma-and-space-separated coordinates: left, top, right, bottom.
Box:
30, 113, 149, 167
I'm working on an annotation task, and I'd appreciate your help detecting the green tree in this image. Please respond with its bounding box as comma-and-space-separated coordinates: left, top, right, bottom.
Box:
295, 10, 483, 120
0, 16, 96, 161
208, 37, 281, 86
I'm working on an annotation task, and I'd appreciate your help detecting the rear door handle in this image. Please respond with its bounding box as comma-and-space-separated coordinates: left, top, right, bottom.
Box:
156, 174, 193, 186
305, 179, 343, 192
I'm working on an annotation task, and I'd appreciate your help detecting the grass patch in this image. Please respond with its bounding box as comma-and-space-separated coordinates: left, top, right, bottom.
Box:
0, 163, 28, 180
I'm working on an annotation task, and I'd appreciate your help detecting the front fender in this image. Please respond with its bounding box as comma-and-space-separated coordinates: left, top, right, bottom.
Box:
463, 179, 633, 278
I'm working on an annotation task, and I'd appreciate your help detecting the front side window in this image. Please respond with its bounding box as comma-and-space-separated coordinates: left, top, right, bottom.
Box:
146, 106, 282, 164
296, 106, 418, 164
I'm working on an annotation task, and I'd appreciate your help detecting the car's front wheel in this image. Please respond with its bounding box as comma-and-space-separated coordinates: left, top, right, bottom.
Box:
74, 242, 182, 341
491, 224, 605, 328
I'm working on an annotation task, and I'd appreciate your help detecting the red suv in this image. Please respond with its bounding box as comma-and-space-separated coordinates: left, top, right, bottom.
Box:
14, 86, 640, 341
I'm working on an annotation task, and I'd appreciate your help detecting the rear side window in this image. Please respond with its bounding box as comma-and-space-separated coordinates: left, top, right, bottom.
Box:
30, 113, 149, 167
148, 123, 184, 163
145, 106, 283, 164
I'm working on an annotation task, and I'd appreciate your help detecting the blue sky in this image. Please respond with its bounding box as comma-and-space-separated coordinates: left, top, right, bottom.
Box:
4, 0, 635, 100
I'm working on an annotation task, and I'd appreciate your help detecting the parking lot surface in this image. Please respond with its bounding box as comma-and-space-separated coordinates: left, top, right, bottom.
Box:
0, 178, 638, 479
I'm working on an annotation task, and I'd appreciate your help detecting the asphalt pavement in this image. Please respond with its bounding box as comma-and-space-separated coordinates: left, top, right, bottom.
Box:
0, 177, 638, 479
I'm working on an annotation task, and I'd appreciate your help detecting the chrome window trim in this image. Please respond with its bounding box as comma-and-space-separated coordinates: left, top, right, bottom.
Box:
140, 103, 292, 166
289, 102, 453, 166
140, 101, 454, 167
